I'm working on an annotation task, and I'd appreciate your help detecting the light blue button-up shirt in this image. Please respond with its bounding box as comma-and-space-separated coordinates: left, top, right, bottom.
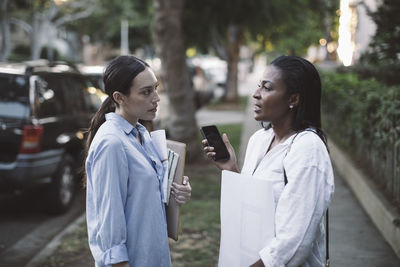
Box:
86, 112, 171, 267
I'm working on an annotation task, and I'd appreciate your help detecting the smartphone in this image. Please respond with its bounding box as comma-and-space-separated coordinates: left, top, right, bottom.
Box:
200, 125, 230, 162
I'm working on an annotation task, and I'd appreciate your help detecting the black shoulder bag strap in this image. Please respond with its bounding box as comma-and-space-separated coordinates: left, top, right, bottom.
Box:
283, 131, 330, 267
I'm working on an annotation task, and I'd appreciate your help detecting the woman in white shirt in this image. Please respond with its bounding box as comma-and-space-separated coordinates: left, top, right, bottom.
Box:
203, 55, 334, 267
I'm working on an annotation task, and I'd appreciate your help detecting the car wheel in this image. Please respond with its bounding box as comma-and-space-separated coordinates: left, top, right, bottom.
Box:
46, 155, 76, 214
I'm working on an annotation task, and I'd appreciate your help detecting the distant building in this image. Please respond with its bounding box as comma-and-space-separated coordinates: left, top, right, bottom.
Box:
307, 0, 380, 66
337, 0, 379, 66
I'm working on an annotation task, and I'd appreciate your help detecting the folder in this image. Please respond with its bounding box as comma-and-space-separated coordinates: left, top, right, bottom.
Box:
166, 139, 186, 241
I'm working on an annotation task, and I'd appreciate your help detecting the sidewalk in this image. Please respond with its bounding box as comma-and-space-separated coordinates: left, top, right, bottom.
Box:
239, 95, 400, 266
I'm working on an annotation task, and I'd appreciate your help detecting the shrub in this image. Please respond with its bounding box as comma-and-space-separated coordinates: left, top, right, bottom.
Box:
321, 71, 400, 205
337, 58, 400, 86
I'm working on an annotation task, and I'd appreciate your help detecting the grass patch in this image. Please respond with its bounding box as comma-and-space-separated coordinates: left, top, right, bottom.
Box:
218, 124, 242, 152
239, 95, 249, 111
170, 123, 242, 266
205, 96, 248, 111
42, 222, 94, 267
170, 163, 221, 267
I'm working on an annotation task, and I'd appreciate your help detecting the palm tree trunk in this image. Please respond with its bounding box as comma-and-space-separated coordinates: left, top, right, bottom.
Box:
153, 0, 202, 162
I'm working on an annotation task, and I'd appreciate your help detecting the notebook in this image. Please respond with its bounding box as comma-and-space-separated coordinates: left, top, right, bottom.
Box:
166, 140, 186, 241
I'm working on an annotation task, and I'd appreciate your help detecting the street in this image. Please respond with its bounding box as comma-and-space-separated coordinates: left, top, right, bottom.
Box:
0, 187, 85, 266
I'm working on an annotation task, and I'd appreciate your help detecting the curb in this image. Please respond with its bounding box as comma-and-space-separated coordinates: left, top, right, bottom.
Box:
25, 213, 86, 267
329, 141, 400, 258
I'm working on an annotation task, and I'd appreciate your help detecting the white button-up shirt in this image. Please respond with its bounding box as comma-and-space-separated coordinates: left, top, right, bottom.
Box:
241, 128, 334, 267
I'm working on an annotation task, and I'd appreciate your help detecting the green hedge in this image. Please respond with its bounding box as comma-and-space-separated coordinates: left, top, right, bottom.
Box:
337, 61, 400, 86
320, 71, 400, 205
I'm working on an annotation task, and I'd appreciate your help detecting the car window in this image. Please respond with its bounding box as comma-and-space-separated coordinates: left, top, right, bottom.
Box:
86, 74, 104, 91
80, 76, 103, 112
62, 74, 87, 114
36, 74, 66, 117
63, 74, 102, 113
0, 74, 30, 118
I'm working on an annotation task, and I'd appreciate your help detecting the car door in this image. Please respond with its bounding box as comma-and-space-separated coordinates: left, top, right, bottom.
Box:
35, 73, 69, 153
0, 74, 29, 163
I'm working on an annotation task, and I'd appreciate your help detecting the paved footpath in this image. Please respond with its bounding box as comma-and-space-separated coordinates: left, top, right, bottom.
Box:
239, 92, 400, 266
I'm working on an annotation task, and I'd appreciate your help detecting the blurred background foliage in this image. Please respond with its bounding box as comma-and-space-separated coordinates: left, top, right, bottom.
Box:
182, 0, 338, 57
65, 0, 154, 56
1, 0, 339, 62
323, 0, 400, 208
321, 71, 400, 206
338, 0, 400, 86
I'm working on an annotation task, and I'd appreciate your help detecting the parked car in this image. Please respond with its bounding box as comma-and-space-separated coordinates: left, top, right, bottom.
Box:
78, 65, 105, 91
0, 60, 102, 214
187, 63, 215, 109
78, 64, 108, 102
189, 55, 227, 100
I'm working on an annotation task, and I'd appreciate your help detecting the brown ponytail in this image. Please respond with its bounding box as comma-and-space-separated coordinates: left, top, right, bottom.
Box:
82, 97, 115, 187
85, 96, 115, 150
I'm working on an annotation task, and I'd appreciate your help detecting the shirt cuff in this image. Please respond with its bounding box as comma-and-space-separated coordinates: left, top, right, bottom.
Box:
103, 243, 129, 265
259, 246, 285, 267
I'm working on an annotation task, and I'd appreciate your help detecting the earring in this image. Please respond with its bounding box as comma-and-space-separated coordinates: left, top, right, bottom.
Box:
289, 105, 294, 109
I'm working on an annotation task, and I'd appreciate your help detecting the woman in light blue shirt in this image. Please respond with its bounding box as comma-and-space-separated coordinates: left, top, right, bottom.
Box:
84, 55, 191, 267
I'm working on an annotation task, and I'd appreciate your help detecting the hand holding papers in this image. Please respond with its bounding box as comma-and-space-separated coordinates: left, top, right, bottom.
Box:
150, 131, 187, 241
218, 171, 275, 267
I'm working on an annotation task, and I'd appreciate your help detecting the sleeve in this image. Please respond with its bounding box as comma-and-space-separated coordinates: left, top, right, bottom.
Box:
259, 135, 334, 267
86, 134, 130, 265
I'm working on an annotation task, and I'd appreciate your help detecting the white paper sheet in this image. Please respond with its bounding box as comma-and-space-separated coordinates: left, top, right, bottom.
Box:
218, 170, 275, 267
150, 130, 169, 203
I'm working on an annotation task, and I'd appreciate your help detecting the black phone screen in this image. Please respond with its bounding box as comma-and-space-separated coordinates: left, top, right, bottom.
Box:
200, 125, 230, 161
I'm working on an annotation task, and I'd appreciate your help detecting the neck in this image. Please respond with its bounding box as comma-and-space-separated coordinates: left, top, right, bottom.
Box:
115, 108, 138, 126
271, 119, 295, 143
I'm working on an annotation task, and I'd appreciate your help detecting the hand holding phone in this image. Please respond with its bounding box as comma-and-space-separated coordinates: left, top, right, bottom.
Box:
200, 125, 230, 162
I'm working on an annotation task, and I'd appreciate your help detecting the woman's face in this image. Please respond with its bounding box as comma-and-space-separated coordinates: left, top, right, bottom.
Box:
253, 65, 291, 123
119, 67, 160, 123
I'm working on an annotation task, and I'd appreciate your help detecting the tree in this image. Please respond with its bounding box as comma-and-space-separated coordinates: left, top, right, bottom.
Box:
0, 0, 10, 61
0, 0, 29, 61
254, 0, 336, 56
350, 0, 400, 85
366, 0, 400, 63
153, 0, 202, 162
10, 0, 95, 60
183, 0, 330, 102
65, 0, 154, 59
